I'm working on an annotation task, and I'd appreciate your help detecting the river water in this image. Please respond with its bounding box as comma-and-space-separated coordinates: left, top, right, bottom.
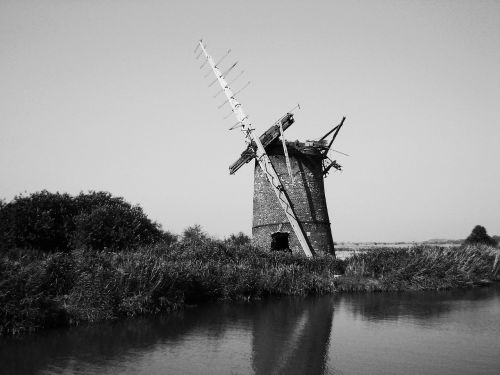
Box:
1, 284, 499, 375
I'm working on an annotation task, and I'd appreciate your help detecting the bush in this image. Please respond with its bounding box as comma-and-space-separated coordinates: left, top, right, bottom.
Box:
70, 204, 163, 251
464, 225, 498, 247
0, 191, 78, 252
181, 224, 208, 243
0, 191, 165, 252
224, 232, 251, 247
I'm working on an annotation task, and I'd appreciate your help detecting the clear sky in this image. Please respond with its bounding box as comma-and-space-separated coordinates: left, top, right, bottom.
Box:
1, 0, 499, 242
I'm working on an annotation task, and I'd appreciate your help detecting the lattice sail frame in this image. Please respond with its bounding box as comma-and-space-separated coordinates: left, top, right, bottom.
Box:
197, 40, 313, 257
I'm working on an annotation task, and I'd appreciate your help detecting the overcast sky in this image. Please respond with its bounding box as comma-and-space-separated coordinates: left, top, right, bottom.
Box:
1, 0, 499, 242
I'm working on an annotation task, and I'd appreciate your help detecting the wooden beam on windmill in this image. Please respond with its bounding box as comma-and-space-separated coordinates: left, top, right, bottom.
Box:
323, 157, 342, 176
229, 113, 295, 175
319, 116, 346, 176
319, 116, 346, 155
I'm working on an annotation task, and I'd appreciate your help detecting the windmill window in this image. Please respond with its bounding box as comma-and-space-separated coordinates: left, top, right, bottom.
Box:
271, 232, 289, 252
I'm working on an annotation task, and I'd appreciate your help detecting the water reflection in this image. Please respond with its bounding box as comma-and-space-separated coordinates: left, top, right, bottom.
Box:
2, 306, 238, 374
0, 298, 335, 375
1, 284, 499, 375
339, 285, 500, 324
252, 297, 333, 374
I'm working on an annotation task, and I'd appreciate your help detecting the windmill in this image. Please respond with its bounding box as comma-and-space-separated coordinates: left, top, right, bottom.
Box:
195, 40, 346, 257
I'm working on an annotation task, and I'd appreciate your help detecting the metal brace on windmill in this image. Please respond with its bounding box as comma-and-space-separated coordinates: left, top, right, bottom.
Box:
195, 40, 346, 257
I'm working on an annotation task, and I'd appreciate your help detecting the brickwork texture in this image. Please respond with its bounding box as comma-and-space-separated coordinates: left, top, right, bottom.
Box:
252, 142, 335, 256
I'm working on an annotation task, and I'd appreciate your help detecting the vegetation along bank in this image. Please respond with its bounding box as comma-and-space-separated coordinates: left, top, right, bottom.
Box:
1, 192, 498, 336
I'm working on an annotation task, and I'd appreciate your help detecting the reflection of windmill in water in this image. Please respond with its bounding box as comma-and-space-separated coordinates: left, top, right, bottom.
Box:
195, 40, 346, 256
251, 297, 334, 375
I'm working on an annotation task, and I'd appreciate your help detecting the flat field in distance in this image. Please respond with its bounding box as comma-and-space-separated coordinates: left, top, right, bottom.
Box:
335, 241, 461, 259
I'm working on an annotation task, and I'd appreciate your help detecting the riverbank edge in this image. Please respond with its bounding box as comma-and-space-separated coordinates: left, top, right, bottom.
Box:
1, 243, 498, 336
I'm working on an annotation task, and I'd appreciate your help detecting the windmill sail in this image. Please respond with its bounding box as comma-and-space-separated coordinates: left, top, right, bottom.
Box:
196, 40, 314, 258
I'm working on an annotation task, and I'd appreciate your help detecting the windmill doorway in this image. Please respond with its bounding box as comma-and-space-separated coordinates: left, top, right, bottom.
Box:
271, 232, 290, 252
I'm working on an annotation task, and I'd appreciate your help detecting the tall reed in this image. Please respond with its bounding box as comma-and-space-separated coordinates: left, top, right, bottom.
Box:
1, 242, 496, 336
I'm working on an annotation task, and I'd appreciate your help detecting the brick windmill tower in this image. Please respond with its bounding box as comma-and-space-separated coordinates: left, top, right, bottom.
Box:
230, 115, 345, 256
196, 40, 346, 257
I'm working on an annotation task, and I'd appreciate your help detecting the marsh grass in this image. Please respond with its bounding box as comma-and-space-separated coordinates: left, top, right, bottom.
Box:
338, 245, 497, 291
1, 242, 497, 336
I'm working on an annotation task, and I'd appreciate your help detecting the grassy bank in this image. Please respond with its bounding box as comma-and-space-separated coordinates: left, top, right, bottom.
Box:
1, 241, 497, 336
338, 245, 498, 291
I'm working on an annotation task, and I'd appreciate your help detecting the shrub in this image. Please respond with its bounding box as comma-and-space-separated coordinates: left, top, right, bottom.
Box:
0, 191, 165, 252
0, 191, 76, 252
181, 224, 209, 243
464, 225, 498, 247
70, 204, 163, 251
224, 232, 251, 247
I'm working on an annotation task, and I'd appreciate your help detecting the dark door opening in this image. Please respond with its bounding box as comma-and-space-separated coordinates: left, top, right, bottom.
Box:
271, 232, 290, 252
